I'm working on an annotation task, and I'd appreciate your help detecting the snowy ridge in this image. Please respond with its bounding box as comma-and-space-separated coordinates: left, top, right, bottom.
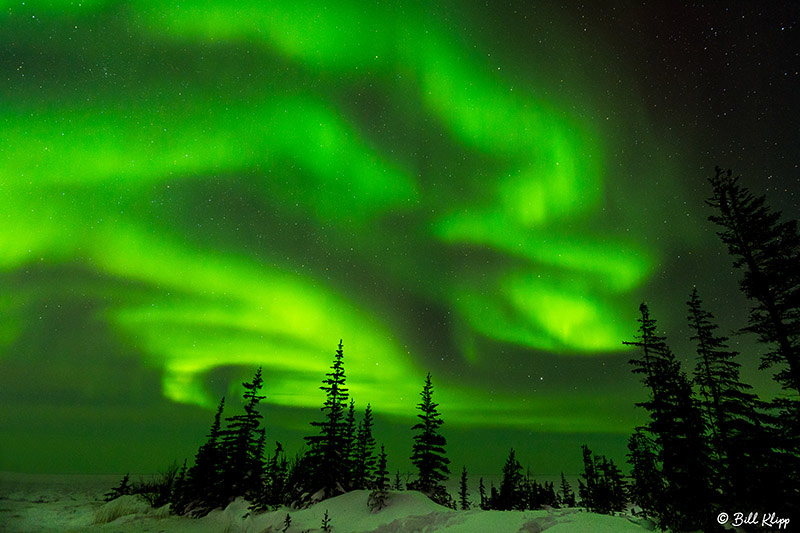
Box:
199, 490, 651, 532
0, 474, 653, 532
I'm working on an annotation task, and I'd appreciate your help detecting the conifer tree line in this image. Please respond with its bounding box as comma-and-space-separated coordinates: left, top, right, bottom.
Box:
109, 338, 595, 517
109, 339, 462, 517
104, 167, 798, 529
623, 168, 800, 531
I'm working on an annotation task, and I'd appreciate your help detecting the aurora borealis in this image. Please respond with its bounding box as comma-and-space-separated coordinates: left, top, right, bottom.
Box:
1, 2, 797, 475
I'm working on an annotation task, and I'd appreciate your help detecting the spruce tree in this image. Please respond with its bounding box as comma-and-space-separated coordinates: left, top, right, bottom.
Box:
686, 287, 776, 509
305, 340, 350, 498
578, 445, 597, 511
182, 397, 227, 516
343, 398, 357, 490
353, 404, 377, 490
478, 477, 487, 509
624, 304, 713, 531
220, 368, 266, 502
368, 444, 390, 511
409, 373, 450, 502
707, 167, 800, 397
558, 472, 575, 508
458, 465, 470, 510
489, 483, 499, 510
707, 168, 800, 511
497, 448, 523, 510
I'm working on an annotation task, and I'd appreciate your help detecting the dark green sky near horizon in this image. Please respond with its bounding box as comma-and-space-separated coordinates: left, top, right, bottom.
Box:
0, 1, 797, 477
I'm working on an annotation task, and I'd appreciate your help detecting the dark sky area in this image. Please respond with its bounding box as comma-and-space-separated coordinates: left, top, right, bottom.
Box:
0, 1, 798, 477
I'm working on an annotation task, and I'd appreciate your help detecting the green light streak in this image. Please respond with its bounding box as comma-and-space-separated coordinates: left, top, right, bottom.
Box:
434, 212, 654, 292
0, 97, 417, 225
94, 229, 425, 413
0, 1, 659, 432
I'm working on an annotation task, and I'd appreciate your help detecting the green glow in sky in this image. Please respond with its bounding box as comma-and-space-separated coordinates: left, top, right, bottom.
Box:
0, 0, 696, 473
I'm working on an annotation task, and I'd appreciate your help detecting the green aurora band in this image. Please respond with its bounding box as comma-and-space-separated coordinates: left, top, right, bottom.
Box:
0, 1, 670, 439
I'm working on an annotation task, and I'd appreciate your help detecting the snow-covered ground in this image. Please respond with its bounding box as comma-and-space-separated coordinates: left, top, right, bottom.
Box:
0, 472, 653, 532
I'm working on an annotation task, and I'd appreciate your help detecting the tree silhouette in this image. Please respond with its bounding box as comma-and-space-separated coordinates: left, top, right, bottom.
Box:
368, 444, 390, 511
707, 167, 800, 513
625, 303, 713, 531
220, 367, 266, 502
104, 473, 132, 502
353, 403, 377, 490
686, 287, 779, 509
305, 340, 351, 498
558, 472, 575, 508
707, 167, 800, 397
179, 397, 227, 515
409, 373, 450, 504
497, 448, 523, 510
458, 465, 471, 510
342, 398, 357, 490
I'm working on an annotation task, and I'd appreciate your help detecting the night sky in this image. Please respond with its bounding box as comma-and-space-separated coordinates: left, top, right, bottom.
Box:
1, 2, 798, 476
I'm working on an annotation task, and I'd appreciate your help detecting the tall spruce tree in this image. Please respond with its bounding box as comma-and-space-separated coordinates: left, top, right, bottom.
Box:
707, 167, 800, 397
497, 448, 523, 510
342, 398, 357, 490
707, 168, 800, 509
305, 340, 350, 498
410, 373, 450, 503
625, 303, 713, 531
686, 287, 779, 509
180, 397, 227, 516
578, 445, 597, 511
353, 403, 376, 490
220, 368, 266, 502
458, 465, 471, 510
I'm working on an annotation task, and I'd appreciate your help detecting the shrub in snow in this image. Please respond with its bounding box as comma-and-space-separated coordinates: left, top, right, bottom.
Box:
321, 509, 332, 532
103, 473, 133, 502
